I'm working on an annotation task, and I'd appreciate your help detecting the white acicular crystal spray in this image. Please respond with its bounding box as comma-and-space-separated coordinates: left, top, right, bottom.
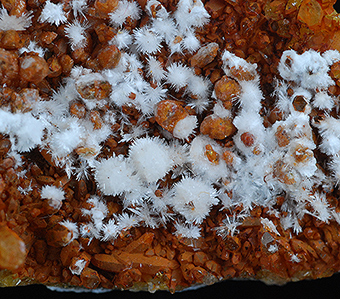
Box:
2, 0, 340, 253
173, 115, 198, 140
64, 20, 89, 50
41, 185, 65, 210
39, 0, 68, 26
0, 7, 32, 31
0, 110, 45, 152
278, 49, 340, 89
95, 156, 140, 196
189, 135, 228, 181
170, 177, 219, 224
128, 137, 174, 183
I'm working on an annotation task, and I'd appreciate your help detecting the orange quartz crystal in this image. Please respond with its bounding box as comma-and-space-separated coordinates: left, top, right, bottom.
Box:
154, 99, 190, 134
19, 54, 50, 84
214, 76, 241, 104
1, 0, 340, 293
0, 225, 26, 271
200, 114, 236, 140
97, 45, 121, 69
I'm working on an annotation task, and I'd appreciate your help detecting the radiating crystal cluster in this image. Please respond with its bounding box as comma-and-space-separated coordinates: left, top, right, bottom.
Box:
1, 0, 340, 292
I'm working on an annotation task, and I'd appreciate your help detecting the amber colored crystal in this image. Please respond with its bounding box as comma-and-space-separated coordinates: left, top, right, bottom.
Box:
1, 0, 25, 16
214, 75, 241, 103
298, 0, 324, 27
70, 102, 87, 119
240, 132, 255, 147
222, 150, 234, 165
0, 30, 25, 50
19, 54, 49, 84
275, 126, 290, 147
47, 56, 63, 78
0, 225, 26, 271
59, 54, 74, 74
0, 48, 18, 85
330, 62, 340, 79
97, 45, 121, 69
285, 0, 303, 14
154, 99, 189, 134
200, 115, 236, 140
190, 42, 219, 68
204, 144, 220, 164
205, 0, 226, 18
76, 80, 112, 100
93, 0, 119, 18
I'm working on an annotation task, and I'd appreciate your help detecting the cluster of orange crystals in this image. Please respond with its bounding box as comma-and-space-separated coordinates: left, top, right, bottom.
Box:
1, 0, 340, 292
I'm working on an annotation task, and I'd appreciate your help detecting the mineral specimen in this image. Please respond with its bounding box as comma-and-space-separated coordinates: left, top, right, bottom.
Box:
1, 0, 340, 293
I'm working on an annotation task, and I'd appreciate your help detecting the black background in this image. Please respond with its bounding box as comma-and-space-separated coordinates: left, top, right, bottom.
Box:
2, 274, 340, 298
335, 0, 340, 12
2, 1, 340, 298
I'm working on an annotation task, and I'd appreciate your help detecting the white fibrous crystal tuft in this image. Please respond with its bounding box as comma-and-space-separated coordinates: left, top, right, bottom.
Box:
128, 137, 174, 183
215, 215, 242, 238
166, 62, 193, 91
312, 92, 334, 110
0, 8, 32, 31
69, 259, 87, 275
116, 212, 140, 232
314, 116, 340, 183
174, 222, 201, 239
70, 0, 88, 17
110, 29, 133, 49
170, 177, 219, 224
60, 220, 79, 243
47, 118, 83, 158
133, 27, 163, 54
64, 20, 89, 50
142, 84, 167, 113
39, 0, 68, 26
187, 74, 211, 98
41, 185, 65, 210
0, 110, 45, 152
94, 156, 140, 196
101, 218, 120, 241
19, 41, 46, 57
189, 135, 228, 181
151, 17, 177, 45
146, 56, 166, 83
182, 30, 201, 52
261, 218, 281, 235
81, 196, 109, 238
305, 192, 332, 223
278, 49, 340, 89
173, 116, 197, 140
109, 0, 141, 26
175, 0, 210, 30
237, 80, 263, 112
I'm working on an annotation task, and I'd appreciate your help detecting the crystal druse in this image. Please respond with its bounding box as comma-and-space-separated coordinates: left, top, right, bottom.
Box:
1, 0, 340, 292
